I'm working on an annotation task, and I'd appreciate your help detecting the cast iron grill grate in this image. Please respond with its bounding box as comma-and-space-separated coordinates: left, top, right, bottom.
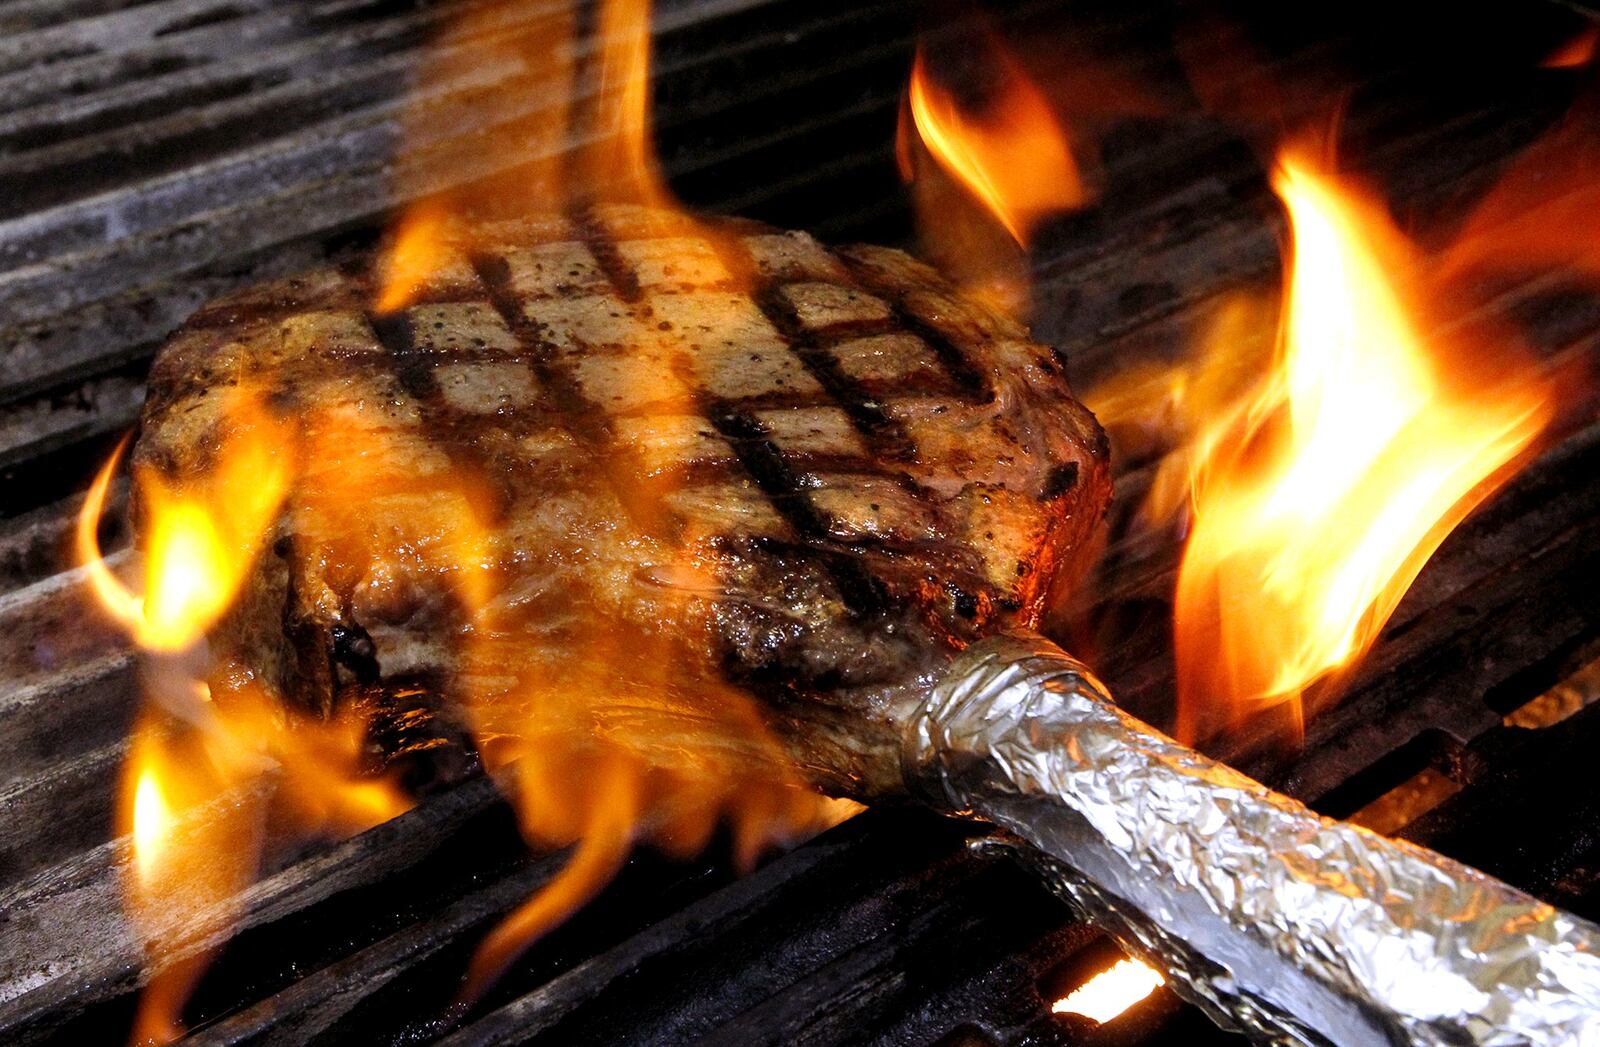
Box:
1, 1, 1597, 1044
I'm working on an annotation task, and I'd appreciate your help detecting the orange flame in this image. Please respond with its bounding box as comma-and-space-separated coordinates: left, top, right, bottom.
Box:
451, 539, 861, 1004
117, 677, 409, 1044
77, 390, 290, 653
1170, 139, 1552, 741
580, 0, 671, 209
1052, 957, 1165, 1023
374, 0, 687, 313
353, 0, 848, 1005
375, 202, 455, 315
1437, 90, 1600, 285
78, 390, 412, 1044
1084, 291, 1278, 527
1543, 25, 1599, 69
896, 20, 1166, 310
904, 44, 1085, 247
372, 0, 578, 312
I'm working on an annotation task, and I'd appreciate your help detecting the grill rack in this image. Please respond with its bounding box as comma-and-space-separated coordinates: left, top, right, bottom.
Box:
2, 0, 1599, 1043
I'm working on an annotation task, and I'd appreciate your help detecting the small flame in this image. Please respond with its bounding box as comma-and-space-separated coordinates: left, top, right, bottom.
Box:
452, 594, 860, 1005
1052, 957, 1164, 1023
897, 22, 1161, 309
77, 389, 291, 653
904, 44, 1084, 247
130, 764, 172, 892
1170, 138, 1552, 740
372, 0, 577, 313
1084, 291, 1278, 525
581, 0, 670, 209
376, 202, 454, 314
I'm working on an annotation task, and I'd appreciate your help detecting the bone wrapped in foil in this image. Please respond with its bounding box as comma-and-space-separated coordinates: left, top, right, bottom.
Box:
905, 633, 1600, 1045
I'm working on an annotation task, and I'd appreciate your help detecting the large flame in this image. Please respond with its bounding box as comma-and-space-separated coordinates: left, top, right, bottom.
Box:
303, 0, 848, 1014
79, 389, 412, 1043
1169, 140, 1552, 741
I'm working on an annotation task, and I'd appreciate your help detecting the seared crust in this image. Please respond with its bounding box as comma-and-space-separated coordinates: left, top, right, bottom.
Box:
135, 205, 1110, 797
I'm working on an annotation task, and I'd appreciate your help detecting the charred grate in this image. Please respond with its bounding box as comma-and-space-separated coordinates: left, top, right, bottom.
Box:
2, 0, 1600, 1045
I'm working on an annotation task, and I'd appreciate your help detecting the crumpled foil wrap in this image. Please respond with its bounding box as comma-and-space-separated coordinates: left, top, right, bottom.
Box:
904, 633, 1600, 1046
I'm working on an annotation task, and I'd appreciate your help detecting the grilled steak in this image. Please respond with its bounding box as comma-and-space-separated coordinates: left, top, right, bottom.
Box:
134, 205, 1110, 798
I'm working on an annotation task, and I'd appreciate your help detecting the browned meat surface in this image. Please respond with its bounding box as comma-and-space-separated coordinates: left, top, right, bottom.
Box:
134, 205, 1110, 798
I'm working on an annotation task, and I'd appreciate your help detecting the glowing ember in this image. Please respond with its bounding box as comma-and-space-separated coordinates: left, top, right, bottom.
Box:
1170, 138, 1552, 741
1543, 25, 1599, 69
1053, 957, 1165, 1023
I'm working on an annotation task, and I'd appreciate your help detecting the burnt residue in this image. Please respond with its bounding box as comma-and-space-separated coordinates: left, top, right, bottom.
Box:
329, 622, 381, 686
352, 677, 482, 795
1040, 462, 1079, 501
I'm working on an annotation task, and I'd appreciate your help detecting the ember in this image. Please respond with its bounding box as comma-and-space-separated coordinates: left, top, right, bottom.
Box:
1052, 956, 1164, 1024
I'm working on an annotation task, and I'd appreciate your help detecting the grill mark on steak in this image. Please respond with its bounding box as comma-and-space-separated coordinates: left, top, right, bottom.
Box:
471, 251, 611, 447
836, 254, 992, 402
575, 204, 645, 303
468, 248, 685, 540
691, 333, 899, 618
699, 231, 919, 468
749, 284, 918, 464
688, 235, 933, 619
703, 400, 830, 536
369, 309, 443, 402
366, 305, 518, 518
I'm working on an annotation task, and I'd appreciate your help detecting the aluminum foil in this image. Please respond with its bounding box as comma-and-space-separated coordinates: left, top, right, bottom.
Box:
904, 633, 1600, 1046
